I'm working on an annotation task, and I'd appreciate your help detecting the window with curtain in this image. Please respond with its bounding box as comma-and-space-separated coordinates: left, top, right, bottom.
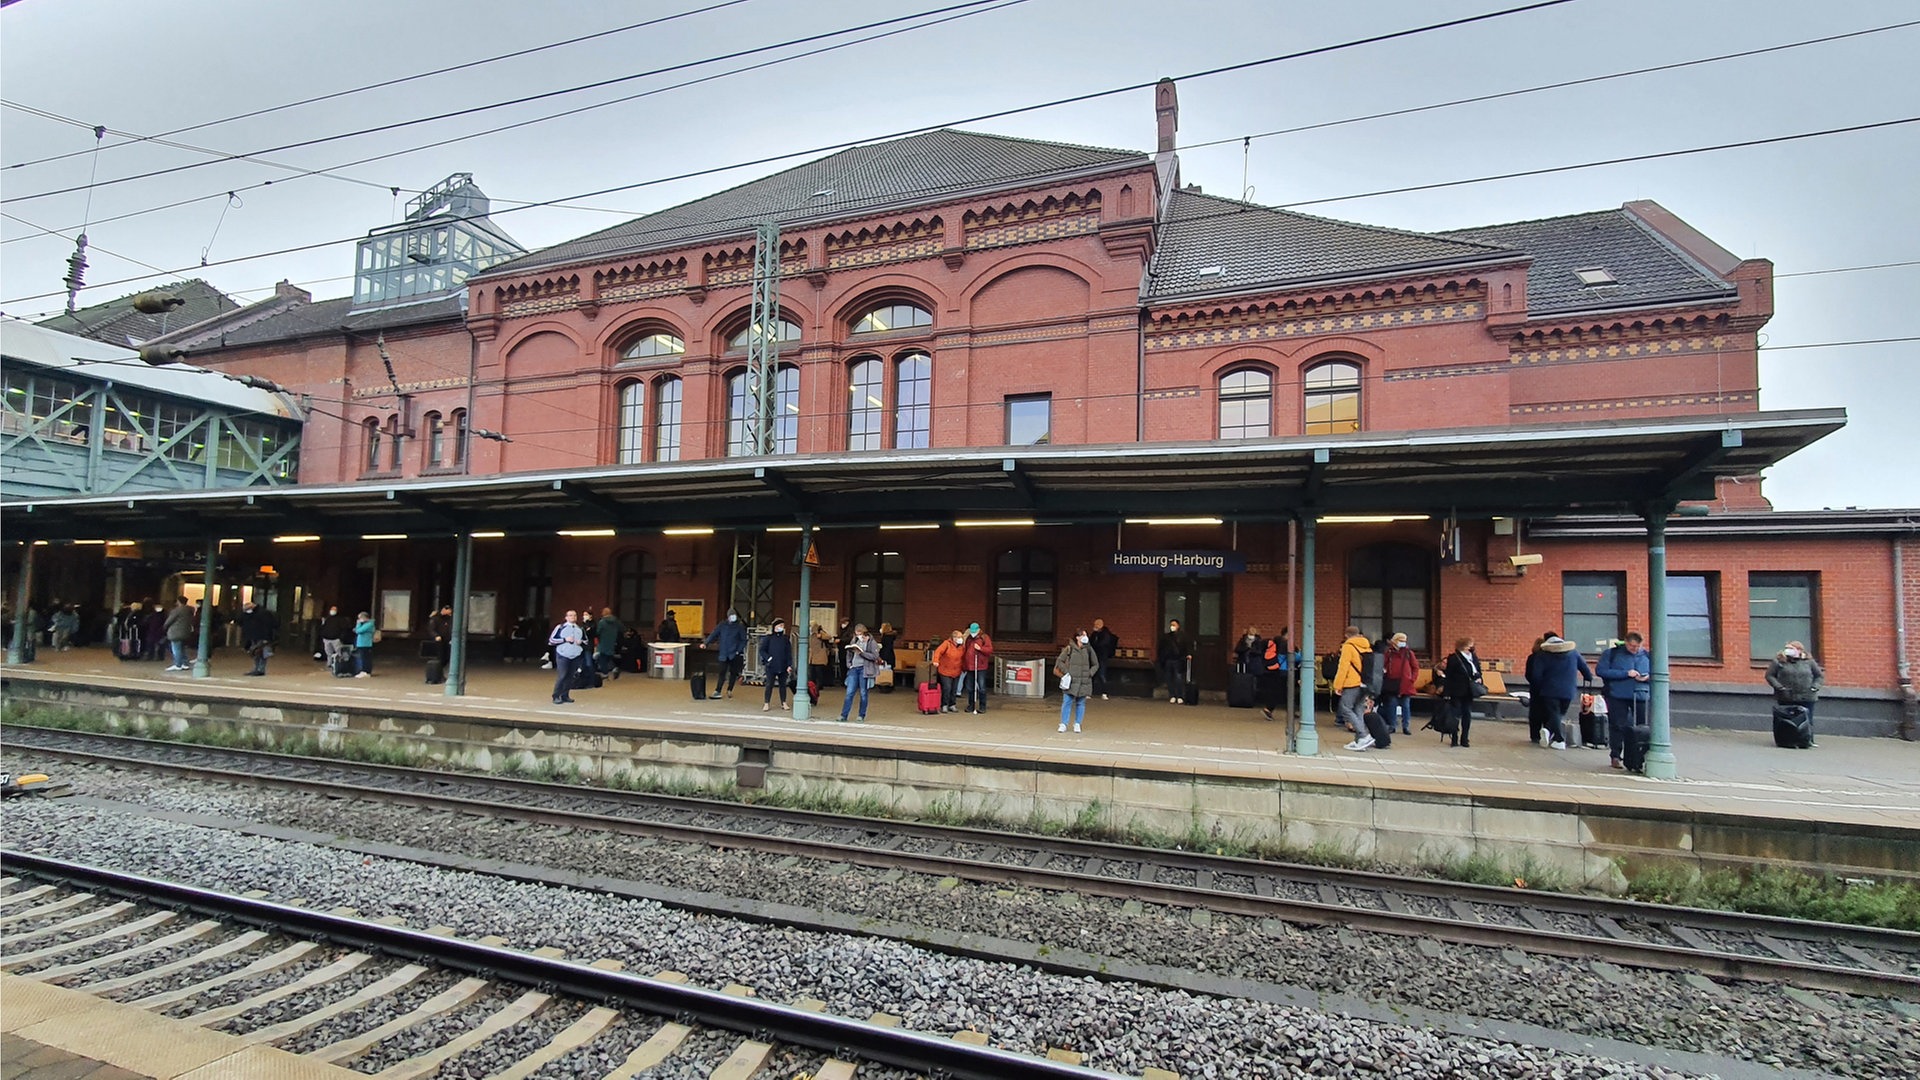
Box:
895, 352, 931, 449
994, 548, 1056, 636
653, 377, 682, 462
1750, 572, 1818, 660
1304, 359, 1361, 435
1219, 367, 1272, 439
848, 356, 883, 451
617, 381, 645, 463
1562, 572, 1625, 653
851, 302, 931, 334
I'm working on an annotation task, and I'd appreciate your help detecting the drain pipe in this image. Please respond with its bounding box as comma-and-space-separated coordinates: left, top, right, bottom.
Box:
1896, 534, 1916, 740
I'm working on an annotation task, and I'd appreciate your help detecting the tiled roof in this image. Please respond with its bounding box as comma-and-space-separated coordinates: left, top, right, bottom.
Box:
484, 129, 1146, 277
161, 295, 466, 352
1440, 208, 1735, 314
1146, 189, 1516, 301
36, 279, 238, 347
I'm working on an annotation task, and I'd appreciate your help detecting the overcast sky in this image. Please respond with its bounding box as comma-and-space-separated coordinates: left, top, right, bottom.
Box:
3, 0, 1914, 510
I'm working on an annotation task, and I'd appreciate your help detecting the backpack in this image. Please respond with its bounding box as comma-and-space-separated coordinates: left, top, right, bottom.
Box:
1320, 652, 1339, 683
1360, 651, 1385, 696
1263, 639, 1281, 672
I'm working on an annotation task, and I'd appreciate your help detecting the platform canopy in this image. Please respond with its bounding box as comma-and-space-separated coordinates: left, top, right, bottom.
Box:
1, 410, 1843, 543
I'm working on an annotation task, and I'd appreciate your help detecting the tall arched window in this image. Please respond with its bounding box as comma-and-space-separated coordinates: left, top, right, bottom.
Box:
895, 352, 931, 449
1349, 543, 1430, 653
621, 331, 685, 361
994, 548, 1056, 636
1218, 367, 1271, 439
726, 365, 798, 455
385, 415, 404, 470
616, 381, 645, 463
423, 411, 446, 467
1304, 359, 1361, 435
851, 551, 906, 632
450, 409, 468, 467
848, 356, 883, 451
726, 316, 801, 351
363, 418, 381, 473
613, 550, 656, 627
653, 377, 682, 462
851, 302, 931, 334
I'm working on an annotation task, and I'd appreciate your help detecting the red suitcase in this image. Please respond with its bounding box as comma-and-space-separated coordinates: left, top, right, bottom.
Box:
917, 681, 942, 715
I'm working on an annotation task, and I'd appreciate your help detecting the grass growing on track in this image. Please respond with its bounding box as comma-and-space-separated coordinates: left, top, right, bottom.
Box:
7, 701, 1915, 929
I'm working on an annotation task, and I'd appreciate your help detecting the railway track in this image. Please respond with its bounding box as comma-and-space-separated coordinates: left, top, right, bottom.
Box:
0, 852, 1127, 1080
8, 724, 1919, 1002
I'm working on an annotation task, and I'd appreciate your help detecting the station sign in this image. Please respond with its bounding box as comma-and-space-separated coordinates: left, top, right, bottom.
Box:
1108, 550, 1245, 574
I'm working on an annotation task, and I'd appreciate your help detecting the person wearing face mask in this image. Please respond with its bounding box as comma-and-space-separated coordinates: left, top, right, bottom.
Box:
703, 609, 748, 700
932, 629, 967, 713
839, 623, 882, 722
318, 604, 351, 672
1765, 640, 1825, 739
758, 619, 795, 712
960, 622, 995, 714
1055, 628, 1097, 732
1158, 619, 1193, 704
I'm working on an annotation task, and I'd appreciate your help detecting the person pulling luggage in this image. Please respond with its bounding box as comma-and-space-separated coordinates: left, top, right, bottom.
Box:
1765, 640, 1824, 748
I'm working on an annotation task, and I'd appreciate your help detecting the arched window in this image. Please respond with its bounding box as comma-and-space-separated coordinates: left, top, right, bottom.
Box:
895, 352, 931, 449
450, 409, 468, 467
423, 411, 445, 467
848, 356, 883, 451
994, 548, 1055, 636
1304, 359, 1361, 435
613, 550, 656, 627
726, 316, 801, 351
726, 365, 798, 455
385, 415, 404, 471
851, 302, 931, 334
653, 377, 682, 462
621, 331, 685, 361
616, 381, 646, 463
363, 418, 381, 473
1218, 368, 1271, 439
851, 552, 906, 633
1349, 543, 1430, 653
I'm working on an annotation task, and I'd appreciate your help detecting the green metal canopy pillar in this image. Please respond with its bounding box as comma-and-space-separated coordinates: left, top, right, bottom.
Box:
1295, 513, 1319, 756
1643, 504, 1678, 779
792, 518, 816, 721
445, 532, 473, 697
7, 541, 35, 664
191, 536, 217, 678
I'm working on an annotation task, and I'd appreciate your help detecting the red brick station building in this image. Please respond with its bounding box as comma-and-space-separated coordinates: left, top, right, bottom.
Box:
7, 81, 1916, 756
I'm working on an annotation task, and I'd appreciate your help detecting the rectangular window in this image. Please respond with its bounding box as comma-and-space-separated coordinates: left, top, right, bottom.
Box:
1666, 572, 1717, 659
1750, 572, 1817, 661
1005, 393, 1050, 446
1562, 571, 1625, 654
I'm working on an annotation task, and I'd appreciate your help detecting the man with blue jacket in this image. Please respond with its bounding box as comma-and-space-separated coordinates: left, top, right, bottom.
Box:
703, 610, 748, 700
1526, 632, 1593, 750
1594, 632, 1651, 770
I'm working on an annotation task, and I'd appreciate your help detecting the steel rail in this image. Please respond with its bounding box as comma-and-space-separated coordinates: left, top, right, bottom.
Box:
1, 850, 1125, 1080
9, 725, 1919, 1000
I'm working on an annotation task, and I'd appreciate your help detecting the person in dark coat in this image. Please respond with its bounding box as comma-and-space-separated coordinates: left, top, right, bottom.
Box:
1441, 637, 1483, 749
1765, 640, 1825, 731
1594, 632, 1652, 769
703, 610, 748, 699
425, 604, 454, 664
656, 610, 682, 643
318, 605, 352, 669
1253, 631, 1290, 722
238, 601, 278, 676
758, 618, 795, 711
1527, 631, 1594, 749
1157, 619, 1193, 704
1088, 618, 1119, 700
141, 602, 167, 661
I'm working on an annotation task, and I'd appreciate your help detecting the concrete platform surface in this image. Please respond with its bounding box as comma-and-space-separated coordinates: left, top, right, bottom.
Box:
4, 648, 1918, 831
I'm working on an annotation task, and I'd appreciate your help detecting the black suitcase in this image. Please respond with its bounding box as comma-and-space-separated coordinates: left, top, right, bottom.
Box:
1227, 670, 1257, 709
1624, 724, 1652, 772
1772, 704, 1813, 749
1363, 709, 1392, 749
574, 662, 602, 690
1184, 658, 1200, 707
331, 650, 355, 678
424, 658, 445, 685
690, 671, 707, 701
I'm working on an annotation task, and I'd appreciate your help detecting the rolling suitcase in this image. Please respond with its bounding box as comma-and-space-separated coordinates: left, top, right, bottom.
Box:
1184, 658, 1199, 707
424, 658, 445, 685
1578, 689, 1607, 748
331, 649, 356, 678
1772, 704, 1813, 749
1227, 664, 1257, 709
690, 670, 707, 701
575, 661, 602, 690
1362, 708, 1392, 749
917, 681, 942, 715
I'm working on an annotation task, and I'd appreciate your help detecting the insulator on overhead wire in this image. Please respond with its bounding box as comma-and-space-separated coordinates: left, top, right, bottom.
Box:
137, 344, 187, 366
131, 291, 186, 314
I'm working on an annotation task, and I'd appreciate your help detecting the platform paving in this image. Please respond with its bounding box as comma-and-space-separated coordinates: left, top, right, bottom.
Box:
4, 647, 1918, 831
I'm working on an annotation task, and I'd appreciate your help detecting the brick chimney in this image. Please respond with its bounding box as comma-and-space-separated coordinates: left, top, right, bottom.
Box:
274, 280, 311, 302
